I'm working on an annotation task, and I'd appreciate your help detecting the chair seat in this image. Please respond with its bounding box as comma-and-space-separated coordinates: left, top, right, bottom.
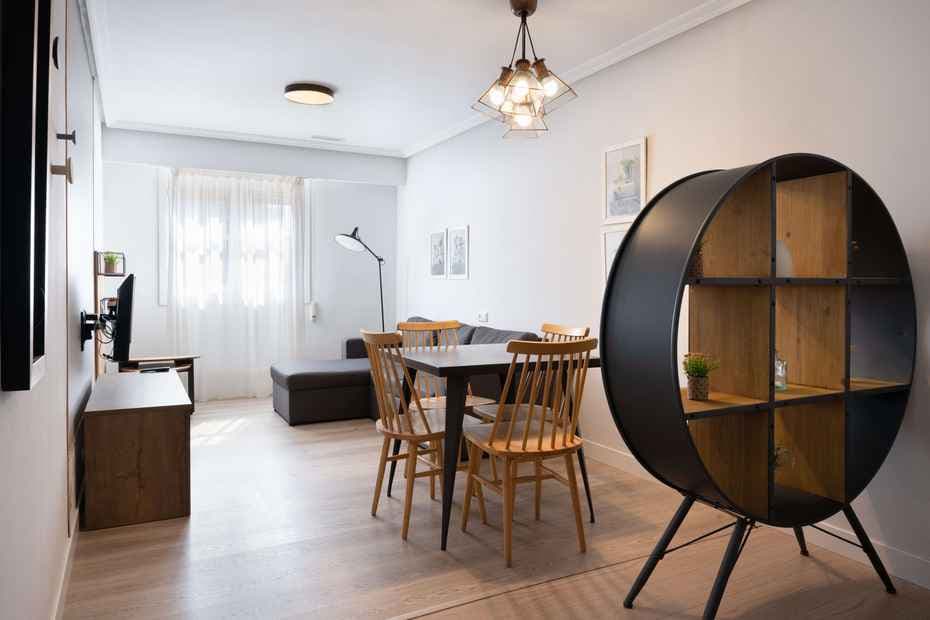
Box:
472, 403, 557, 422
464, 422, 582, 457
418, 394, 496, 411
376, 409, 485, 440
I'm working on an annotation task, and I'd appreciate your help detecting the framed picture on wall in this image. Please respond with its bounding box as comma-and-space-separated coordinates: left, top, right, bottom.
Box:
603, 137, 647, 224
447, 226, 469, 280
429, 230, 447, 279
602, 223, 631, 284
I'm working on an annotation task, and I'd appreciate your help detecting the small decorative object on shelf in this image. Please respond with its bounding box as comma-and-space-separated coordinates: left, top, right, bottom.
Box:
774, 350, 788, 390
682, 352, 718, 401
95, 251, 126, 276
773, 445, 793, 470
775, 239, 794, 277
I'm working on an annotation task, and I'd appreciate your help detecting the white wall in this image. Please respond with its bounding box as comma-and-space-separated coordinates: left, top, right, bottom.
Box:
102, 163, 397, 371
398, 0, 930, 589
308, 180, 398, 356
104, 127, 406, 186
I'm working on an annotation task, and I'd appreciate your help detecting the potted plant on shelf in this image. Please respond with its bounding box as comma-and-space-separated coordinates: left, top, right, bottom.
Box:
102, 252, 121, 275
682, 352, 719, 401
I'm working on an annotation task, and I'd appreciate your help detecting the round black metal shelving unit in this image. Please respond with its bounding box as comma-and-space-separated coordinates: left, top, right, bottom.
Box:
600, 153, 915, 619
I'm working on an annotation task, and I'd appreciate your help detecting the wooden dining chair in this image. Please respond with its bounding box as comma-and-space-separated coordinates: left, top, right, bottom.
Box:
461, 337, 597, 566
397, 320, 495, 413
364, 330, 484, 539
541, 323, 590, 342
473, 322, 597, 524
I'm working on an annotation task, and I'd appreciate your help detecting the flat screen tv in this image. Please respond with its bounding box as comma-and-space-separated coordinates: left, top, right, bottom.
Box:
111, 274, 135, 363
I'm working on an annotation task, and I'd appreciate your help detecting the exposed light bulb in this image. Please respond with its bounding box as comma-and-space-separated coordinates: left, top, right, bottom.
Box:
542, 76, 559, 97
515, 113, 532, 128
511, 78, 529, 102
489, 85, 505, 106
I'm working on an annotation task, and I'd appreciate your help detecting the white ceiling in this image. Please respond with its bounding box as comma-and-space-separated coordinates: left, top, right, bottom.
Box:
86, 0, 750, 158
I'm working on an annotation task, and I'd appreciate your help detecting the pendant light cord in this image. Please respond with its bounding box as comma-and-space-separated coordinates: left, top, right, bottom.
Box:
508, 13, 539, 67
509, 18, 523, 66
525, 18, 538, 60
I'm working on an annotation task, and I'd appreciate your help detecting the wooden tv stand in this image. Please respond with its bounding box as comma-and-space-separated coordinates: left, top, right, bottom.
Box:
82, 369, 194, 530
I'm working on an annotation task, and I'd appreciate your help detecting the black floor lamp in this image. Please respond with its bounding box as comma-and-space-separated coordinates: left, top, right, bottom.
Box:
335, 227, 385, 331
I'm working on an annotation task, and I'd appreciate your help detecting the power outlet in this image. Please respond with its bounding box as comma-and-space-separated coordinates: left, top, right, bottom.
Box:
477, 312, 489, 323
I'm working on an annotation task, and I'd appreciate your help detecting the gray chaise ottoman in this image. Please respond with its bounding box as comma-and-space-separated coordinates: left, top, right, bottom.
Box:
271, 358, 376, 426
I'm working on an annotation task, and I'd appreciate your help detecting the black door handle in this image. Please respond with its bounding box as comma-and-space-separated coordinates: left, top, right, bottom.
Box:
52, 36, 60, 69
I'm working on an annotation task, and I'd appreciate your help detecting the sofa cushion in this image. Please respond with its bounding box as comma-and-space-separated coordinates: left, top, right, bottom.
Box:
470, 326, 539, 345
456, 322, 477, 344
345, 338, 367, 359
271, 358, 371, 391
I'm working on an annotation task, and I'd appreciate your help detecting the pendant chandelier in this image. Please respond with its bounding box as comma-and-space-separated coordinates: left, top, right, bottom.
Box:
473, 0, 576, 138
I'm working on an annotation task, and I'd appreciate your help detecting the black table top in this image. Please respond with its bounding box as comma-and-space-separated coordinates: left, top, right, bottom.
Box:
403, 343, 601, 377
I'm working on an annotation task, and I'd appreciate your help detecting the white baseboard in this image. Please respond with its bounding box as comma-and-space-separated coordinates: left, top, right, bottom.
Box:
583, 439, 652, 481
775, 517, 930, 591
54, 519, 80, 620
583, 441, 930, 591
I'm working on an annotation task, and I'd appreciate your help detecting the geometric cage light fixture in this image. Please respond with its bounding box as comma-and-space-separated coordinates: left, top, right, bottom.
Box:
472, 0, 576, 138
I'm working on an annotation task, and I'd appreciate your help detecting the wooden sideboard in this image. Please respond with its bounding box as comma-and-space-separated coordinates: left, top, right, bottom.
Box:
82, 370, 194, 530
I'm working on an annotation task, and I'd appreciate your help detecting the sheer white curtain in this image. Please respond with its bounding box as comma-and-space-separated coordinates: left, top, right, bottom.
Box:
166, 169, 308, 400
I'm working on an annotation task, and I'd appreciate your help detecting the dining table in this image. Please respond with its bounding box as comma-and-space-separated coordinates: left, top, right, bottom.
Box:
397, 342, 601, 550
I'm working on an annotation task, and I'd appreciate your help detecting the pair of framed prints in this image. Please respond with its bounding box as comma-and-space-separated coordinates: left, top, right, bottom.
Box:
429, 226, 469, 280
601, 137, 646, 283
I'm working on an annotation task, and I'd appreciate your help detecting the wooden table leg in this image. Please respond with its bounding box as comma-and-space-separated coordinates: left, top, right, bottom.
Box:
441, 375, 466, 550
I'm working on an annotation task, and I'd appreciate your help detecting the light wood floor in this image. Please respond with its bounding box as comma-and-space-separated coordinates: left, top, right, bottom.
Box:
64, 398, 930, 619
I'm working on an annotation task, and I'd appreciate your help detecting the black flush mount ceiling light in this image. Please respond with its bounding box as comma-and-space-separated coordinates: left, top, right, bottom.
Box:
284, 82, 335, 105
473, 0, 576, 138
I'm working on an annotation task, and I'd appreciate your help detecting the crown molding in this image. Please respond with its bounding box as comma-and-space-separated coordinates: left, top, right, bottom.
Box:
106, 121, 406, 159
401, 0, 755, 158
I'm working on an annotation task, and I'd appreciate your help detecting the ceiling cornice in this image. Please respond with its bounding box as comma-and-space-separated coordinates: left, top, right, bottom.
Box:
105, 121, 407, 158
401, 0, 755, 158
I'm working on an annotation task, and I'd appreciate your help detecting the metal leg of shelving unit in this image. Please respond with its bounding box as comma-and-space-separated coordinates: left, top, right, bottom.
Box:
793, 526, 809, 556
703, 518, 751, 620
623, 495, 694, 609
843, 505, 896, 594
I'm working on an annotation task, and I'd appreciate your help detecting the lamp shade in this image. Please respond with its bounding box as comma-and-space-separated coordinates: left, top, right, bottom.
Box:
334, 227, 365, 252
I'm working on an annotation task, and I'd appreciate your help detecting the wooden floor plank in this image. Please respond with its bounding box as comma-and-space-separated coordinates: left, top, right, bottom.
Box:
63, 398, 929, 619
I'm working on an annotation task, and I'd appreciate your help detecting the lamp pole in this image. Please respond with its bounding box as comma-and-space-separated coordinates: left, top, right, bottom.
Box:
335, 227, 385, 331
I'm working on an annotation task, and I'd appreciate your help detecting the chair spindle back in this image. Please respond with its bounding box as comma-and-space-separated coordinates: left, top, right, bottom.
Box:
362, 330, 433, 435
541, 323, 591, 343
397, 321, 462, 400
488, 338, 597, 451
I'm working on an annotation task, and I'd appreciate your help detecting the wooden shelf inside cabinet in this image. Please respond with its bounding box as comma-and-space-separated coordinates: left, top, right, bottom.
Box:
774, 383, 844, 404
687, 277, 769, 287
774, 401, 845, 503
775, 171, 848, 278
680, 389, 767, 416
849, 378, 910, 394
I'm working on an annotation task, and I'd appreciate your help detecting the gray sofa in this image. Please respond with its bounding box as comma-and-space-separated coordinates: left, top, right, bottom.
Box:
270, 317, 539, 426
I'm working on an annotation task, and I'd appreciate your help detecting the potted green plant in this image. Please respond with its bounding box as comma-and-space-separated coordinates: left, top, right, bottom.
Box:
682, 352, 719, 401
102, 252, 121, 274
